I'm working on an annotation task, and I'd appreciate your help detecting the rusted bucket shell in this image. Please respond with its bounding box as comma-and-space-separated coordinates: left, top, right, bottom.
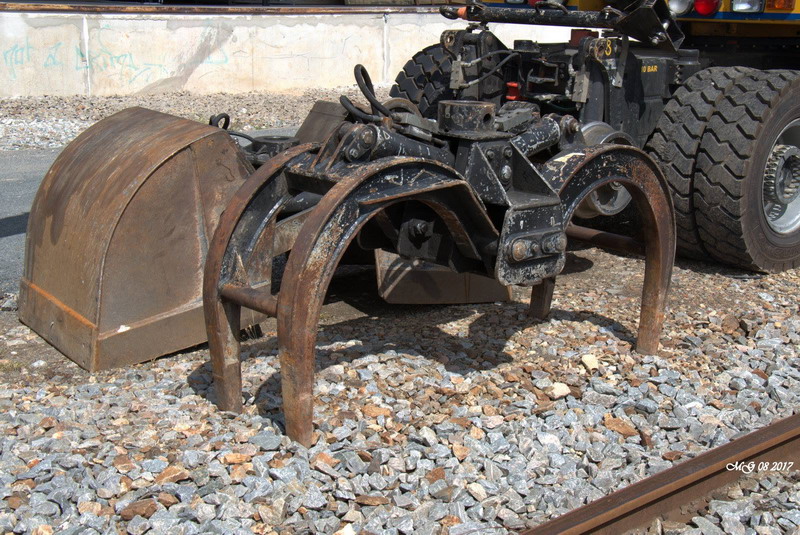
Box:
375, 250, 511, 304
19, 107, 260, 371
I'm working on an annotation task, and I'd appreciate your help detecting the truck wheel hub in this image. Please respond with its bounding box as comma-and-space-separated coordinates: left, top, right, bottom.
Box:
764, 145, 800, 206
763, 133, 800, 236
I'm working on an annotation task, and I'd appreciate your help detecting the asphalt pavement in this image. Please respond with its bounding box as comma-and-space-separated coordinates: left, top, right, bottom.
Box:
0, 148, 62, 294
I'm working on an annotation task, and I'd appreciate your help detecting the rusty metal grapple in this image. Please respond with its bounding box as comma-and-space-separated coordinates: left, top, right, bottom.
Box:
21, 64, 675, 446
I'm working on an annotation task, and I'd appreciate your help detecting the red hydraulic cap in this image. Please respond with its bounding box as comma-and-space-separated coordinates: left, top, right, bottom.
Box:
506, 82, 521, 101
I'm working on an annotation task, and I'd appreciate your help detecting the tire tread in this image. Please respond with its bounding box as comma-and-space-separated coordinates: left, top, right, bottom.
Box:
644, 66, 754, 260
694, 69, 800, 271
389, 44, 455, 118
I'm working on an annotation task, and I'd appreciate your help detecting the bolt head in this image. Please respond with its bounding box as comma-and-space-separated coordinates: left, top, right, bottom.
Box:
410, 221, 429, 239
510, 240, 529, 262
542, 233, 567, 254
562, 116, 579, 134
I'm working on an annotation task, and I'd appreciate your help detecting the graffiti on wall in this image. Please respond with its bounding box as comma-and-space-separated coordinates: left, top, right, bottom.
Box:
2, 31, 168, 85
0, 14, 421, 96
2, 38, 35, 80
2, 24, 233, 87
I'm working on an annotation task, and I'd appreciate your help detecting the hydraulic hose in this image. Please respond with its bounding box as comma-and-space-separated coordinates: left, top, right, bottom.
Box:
354, 64, 395, 119
339, 95, 383, 123
459, 52, 519, 89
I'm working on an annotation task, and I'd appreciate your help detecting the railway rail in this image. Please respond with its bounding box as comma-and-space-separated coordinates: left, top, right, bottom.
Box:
521, 412, 800, 534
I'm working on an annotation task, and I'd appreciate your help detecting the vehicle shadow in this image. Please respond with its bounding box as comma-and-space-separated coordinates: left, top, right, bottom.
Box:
574, 213, 767, 281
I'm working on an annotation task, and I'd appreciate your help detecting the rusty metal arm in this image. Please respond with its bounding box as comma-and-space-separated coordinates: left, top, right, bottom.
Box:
566, 224, 645, 256
203, 144, 316, 413
555, 145, 675, 354
219, 284, 278, 317
275, 159, 498, 446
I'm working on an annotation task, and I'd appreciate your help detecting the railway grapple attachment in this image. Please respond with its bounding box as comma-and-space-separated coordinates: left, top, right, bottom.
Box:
202, 65, 676, 445
20, 63, 675, 445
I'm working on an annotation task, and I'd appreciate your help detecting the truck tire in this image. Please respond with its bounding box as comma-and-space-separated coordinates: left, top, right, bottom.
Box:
389, 44, 455, 119
645, 67, 754, 259
694, 70, 800, 272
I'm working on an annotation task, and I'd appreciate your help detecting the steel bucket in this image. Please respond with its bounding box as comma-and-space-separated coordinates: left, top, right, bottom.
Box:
19, 107, 262, 371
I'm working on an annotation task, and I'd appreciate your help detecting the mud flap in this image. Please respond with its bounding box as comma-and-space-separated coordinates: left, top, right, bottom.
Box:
375, 249, 511, 304
19, 107, 262, 371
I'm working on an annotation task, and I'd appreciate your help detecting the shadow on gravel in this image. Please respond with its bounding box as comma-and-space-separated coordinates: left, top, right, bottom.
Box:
572, 213, 768, 280
186, 253, 629, 431
673, 256, 767, 280
561, 251, 594, 274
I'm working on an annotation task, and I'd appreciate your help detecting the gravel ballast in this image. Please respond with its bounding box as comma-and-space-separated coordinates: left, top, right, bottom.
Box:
1, 91, 800, 534
0, 87, 389, 151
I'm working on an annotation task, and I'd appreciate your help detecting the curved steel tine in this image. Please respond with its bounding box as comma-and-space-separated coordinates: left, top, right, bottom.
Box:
204, 145, 315, 413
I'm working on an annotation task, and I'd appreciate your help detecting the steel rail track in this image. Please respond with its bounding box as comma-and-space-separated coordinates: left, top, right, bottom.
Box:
520, 412, 800, 535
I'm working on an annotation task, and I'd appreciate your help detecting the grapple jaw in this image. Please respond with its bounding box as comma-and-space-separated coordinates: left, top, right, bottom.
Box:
202, 84, 675, 445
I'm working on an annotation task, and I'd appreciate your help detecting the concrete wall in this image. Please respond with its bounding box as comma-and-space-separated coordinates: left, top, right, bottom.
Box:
0, 10, 570, 96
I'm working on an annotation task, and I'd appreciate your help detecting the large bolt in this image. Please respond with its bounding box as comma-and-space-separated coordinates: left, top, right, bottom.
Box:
503, 146, 513, 158
510, 240, 530, 262
361, 128, 376, 145
410, 221, 429, 240
562, 116, 580, 135
541, 233, 567, 254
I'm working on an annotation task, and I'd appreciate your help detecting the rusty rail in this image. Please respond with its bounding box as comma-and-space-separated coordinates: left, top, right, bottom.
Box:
521, 412, 800, 535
